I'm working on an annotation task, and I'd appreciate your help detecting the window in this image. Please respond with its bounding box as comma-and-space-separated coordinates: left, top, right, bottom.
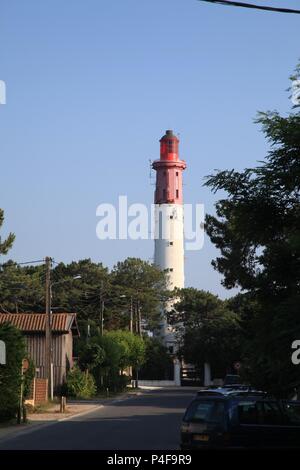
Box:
176, 172, 178, 176
170, 215, 173, 219
168, 140, 174, 152
169, 268, 173, 272
238, 402, 259, 425
260, 402, 283, 425
184, 401, 225, 424
176, 189, 179, 198
283, 403, 300, 425
169, 242, 173, 246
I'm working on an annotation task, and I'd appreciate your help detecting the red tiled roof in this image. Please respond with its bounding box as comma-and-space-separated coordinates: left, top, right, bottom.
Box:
0, 313, 79, 335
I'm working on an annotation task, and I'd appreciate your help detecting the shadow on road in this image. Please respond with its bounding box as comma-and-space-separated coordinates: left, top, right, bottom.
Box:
0, 388, 195, 450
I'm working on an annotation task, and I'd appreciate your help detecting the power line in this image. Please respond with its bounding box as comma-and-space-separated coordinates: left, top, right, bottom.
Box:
0, 259, 45, 270
197, 0, 300, 14
16, 259, 45, 265
52, 260, 62, 266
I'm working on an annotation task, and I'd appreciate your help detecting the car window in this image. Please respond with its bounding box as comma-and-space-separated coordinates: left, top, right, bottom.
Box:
283, 403, 300, 425
184, 400, 225, 424
259, 402, 283, 425
238, 401, 259, 424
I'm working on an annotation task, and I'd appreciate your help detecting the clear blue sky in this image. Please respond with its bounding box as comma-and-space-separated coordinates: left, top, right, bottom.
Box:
0, 0, 299, 298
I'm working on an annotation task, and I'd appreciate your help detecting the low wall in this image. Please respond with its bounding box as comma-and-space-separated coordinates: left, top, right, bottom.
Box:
137, 380, 177, 387
25, 378, 48, 406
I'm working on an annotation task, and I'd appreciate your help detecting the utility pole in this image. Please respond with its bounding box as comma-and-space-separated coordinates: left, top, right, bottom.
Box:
134, 300, 138, 334
135, 298, 141, 388
129, 296, 133, 334
100, 299, 104, 336
99, 281, 105, 336
137, 299, 142, 337
45, 256, 52, 399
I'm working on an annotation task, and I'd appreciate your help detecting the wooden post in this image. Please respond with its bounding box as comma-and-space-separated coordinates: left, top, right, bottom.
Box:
60, 396, 66, 413
45, 256, 52, 399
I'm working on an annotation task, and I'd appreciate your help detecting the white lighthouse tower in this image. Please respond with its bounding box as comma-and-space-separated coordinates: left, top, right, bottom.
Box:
152, 130, 186, 353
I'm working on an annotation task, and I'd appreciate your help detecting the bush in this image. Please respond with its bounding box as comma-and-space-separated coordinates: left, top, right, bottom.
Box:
66, 365, 96, 399
102, 372, 130, 393
77, 332, 146, 393
0, 323, 26, 422
85, 332, 145, 392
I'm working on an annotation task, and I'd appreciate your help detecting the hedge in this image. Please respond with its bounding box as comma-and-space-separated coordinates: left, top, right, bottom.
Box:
0, 323, 26, 421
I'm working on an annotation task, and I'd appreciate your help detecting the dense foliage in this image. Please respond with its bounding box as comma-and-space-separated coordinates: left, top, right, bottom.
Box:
0, 209, 15, 257
205, 69, 300, 396
23, 358, 36, 399
170, 288, 242, 378
76, 330, 145, 393
139, 337, 174, 380
0, 257, 168, 335
66, 366, 96, 399
0, 323, 26, 421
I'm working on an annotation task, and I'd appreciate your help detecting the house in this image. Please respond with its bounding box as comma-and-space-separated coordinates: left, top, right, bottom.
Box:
0, 313, 79, 391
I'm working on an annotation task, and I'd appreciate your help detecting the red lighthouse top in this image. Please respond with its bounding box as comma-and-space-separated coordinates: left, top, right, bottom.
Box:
152, 130, 186, 205
160, 129, 180, 161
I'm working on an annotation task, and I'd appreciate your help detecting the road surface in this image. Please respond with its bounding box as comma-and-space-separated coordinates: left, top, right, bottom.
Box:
0, 388, 195, 450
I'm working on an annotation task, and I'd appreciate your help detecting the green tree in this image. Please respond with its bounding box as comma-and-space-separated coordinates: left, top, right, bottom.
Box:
0, 257, 168, 337
78, 341, 106, 372
0, 209, 15, 257
0, 323, 26, 421
139, 337, 174, 380
104, 330, 145, 371
78, 331, 145, 392
128, 333, 146, 371
110, 258, 169, 332
51, 259, 109, 331
170, 288, 242, 378
86, 333, 125, 392
0, 261, 45, 313
205, 67, 300, 395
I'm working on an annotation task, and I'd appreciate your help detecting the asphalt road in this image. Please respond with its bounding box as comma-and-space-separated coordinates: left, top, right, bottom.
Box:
0, 388, 195, 450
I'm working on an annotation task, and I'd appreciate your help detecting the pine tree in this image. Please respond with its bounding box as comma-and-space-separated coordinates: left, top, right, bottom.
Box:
0, 209, 15, 256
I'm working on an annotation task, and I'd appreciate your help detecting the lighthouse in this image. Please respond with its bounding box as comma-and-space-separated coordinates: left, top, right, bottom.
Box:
152, 130, 186, 353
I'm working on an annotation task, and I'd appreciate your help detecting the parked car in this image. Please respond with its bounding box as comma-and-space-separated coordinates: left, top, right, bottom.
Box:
180, 395, 300, 449
226, 389, 268, 398
196, 389, 228, 397
196, 387, 267, 398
